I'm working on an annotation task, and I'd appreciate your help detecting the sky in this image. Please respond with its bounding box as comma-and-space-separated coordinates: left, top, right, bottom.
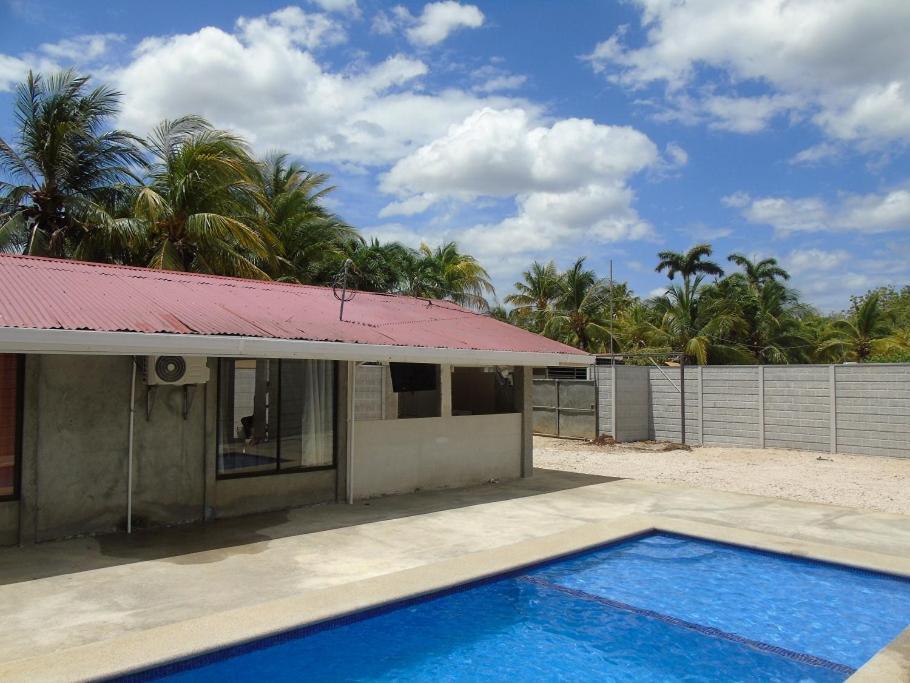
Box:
1, 0, 909, 311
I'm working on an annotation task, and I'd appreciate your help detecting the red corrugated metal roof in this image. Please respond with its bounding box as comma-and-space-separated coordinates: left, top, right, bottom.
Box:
0, 254, 588, 357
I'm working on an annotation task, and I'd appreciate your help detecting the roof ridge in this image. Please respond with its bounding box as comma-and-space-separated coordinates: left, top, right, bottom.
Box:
0, 253, 467, 308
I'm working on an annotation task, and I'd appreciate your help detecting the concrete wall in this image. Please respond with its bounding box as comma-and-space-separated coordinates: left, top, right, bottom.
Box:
18, 355, 209, 541
351, 363, 530, 499
614, 367, 650, 442
597, 363, 910, 458
351, 413, 522, 499
2, 354, 340, 545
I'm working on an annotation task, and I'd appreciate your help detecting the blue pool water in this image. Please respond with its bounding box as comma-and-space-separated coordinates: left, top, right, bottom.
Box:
128, 533, 910, 682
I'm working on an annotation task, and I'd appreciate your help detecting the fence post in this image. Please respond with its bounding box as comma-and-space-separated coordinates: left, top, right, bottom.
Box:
829, 365, 837, 454
698, 366, 704, 446
679, 356, 686, 445
758, 365, 765, 448
610, 367, 617, 440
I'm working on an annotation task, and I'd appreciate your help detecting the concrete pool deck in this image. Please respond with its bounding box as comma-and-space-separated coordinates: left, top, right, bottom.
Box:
1, 468, 909, 680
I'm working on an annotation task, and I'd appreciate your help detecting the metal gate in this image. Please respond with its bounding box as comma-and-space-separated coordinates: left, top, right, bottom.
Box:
532, 378, 596, 439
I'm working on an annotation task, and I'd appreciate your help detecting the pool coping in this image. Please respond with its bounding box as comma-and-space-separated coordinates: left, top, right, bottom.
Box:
1, 514, 908, 682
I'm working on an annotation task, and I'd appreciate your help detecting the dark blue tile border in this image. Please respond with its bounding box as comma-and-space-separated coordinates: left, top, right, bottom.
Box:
520, 575, 856, 676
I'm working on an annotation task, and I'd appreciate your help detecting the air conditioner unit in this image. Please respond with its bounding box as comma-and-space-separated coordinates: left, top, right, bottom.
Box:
145, 356, 210, 386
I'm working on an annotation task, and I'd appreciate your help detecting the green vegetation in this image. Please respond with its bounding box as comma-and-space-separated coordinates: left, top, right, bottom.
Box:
1, 71, 907, 364
504, 245, 910, 364
0, 70, 491, 308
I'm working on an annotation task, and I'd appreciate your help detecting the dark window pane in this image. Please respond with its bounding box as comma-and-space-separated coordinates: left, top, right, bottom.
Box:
0, 355, 17, 497
279, 360, 334, 468
218, 359, 278, 475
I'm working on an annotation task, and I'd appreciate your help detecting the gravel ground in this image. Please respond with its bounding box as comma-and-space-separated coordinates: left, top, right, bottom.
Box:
535, 436, 910, 516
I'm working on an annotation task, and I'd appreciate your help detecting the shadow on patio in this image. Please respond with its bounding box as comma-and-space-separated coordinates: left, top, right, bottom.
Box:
0, 468, 619, 586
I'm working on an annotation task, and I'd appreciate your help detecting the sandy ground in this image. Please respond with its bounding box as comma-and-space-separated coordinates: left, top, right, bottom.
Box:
535, 436, 910, 516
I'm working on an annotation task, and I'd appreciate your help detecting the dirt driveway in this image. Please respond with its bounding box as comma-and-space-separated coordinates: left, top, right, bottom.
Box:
535, 436, 910, 516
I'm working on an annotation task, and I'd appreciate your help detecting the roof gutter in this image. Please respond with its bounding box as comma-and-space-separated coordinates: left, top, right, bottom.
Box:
0, 327, 593, 367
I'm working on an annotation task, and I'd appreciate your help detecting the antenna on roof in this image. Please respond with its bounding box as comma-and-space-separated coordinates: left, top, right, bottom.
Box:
333, 259, 356, 321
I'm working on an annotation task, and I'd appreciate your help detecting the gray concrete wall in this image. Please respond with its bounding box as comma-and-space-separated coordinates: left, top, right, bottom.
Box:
701, 367, 760, 447
835, 364, 910, 458
614, 366, 651, 442
19, 355, 207, 541
650, 367, 701, 444
351, 413, 522, 499
764, 366, 831, 452
3, 354, 340, 545
596, 363, 910, 458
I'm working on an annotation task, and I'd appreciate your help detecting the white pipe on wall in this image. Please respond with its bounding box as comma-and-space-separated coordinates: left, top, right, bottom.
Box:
346, 362, 356, 504
127, 357, 137, 534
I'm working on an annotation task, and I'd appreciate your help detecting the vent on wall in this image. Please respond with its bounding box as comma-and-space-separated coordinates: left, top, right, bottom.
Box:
539, 366, 590, 380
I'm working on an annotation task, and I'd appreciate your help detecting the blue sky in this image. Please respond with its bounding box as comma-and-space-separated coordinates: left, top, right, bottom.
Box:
2, 0, 909, 310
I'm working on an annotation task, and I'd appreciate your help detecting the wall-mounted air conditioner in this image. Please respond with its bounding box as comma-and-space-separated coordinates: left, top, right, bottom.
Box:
144, 356, 210, 386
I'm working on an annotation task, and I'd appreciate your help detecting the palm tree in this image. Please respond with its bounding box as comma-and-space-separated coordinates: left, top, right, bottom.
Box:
653, 275, 748, 364
132, 116, 277, 278
656, 243, 725, 284
727, 253, 790, 289
405, 242, 495, 310
504, 260, 560, 331
543, 258, 611, 352
343, 239, 412, 293
818, 293, 901, 362
252, 153, 358, 282
0, 70, 143, 258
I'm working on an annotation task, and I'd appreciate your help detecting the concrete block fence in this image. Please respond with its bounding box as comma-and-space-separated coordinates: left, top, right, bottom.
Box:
595, 363, 910, 458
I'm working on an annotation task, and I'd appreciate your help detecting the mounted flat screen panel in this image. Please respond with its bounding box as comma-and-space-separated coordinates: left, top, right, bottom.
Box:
389, 363, 437, 393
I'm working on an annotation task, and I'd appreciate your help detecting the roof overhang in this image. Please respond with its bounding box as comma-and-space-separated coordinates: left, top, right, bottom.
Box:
0, 327, 593, 367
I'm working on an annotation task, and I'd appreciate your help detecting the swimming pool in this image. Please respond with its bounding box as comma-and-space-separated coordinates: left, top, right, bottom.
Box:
125, 532, 910, 682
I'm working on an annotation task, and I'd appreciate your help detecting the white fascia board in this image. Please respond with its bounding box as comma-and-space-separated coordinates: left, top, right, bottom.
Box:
0, 327, 593, 367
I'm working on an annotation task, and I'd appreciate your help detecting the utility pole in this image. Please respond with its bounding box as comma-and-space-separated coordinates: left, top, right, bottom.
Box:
609, 259, 614, 365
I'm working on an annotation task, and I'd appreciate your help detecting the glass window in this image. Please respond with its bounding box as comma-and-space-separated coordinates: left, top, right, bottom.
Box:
0, 354, 20, 499
218, 359, 335, 477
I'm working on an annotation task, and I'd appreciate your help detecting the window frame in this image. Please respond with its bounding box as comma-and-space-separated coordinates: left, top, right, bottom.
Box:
215, 358, 338, 480
0, 355, 23, 503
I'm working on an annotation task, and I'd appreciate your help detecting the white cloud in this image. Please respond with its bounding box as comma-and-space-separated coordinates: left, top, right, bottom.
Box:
729, 185, 910, 234
309, 0, 360, 16
664, 142, 688, 166
0, 33, 121, 91
789, 142, 842, 166
785, 248, 849, 272
406, 2, 485, 46
379, 107, 659, 258
474, 74, 527, 94
113, 7, 524, 166
584, 0, 910, 147
38, 34, 123, 62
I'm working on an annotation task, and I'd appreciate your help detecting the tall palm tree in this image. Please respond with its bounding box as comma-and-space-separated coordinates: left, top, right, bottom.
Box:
543, 258, 611, 352
132, 116, 278, 278
656, 243, 725, 284
817, 293, 900, 362
0, 70, 143, 257
504, 260, 560, 331
727, 253, 790, 289
251, 153, 358, 282
405, 242, 495, 310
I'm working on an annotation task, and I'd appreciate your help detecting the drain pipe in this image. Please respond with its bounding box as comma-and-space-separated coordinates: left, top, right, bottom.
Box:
127, 357, 137, 534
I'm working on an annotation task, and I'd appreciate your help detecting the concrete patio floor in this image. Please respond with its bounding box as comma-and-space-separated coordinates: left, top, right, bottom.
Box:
1, 467, 910, 669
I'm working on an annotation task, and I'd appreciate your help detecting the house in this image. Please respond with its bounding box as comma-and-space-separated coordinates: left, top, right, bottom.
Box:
0, 255, 590, 545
